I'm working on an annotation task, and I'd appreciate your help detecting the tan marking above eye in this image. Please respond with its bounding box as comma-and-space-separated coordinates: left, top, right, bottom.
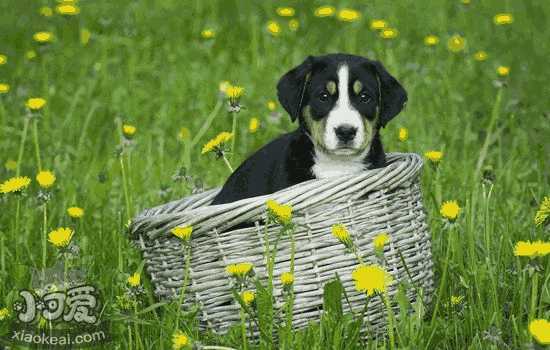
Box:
353, 80, 363, 95
326, 81, 336, 95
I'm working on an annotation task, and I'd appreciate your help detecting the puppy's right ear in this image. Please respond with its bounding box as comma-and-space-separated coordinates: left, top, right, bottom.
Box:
276, 56, 314, 122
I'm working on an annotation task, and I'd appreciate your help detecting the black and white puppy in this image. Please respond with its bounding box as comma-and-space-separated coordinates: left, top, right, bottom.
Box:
212, 53, 407, 205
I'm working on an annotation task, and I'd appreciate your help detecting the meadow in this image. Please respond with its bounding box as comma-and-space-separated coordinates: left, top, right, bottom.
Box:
0, 0, 549, 349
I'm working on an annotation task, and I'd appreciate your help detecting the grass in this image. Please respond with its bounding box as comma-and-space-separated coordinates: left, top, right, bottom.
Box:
1, 0, 549, 349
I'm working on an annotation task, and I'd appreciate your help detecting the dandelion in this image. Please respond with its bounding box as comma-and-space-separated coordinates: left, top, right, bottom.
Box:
226, 85, 244, 105
171, 226, 193, 241
267, 100, 277, 111
0, 307, 9, 320
447, 34, 466, 53
26, 97, 47, 111
513, 241, 550, 258
172, 330, 190, 349
39, 6, 53, 17
201, 131, 233, 155
529, 319, 550, 345
67, 206, 84, 218
0, 176, 31, 194
493, 13, 513, 25
440, 200, 461, 221
26, 50, 37, 60
266, 199, 293, 225
226, 262, 254, 277
0, 54, 6, 65
337, 8, 361, 22
0, 83, 9, 94
331, 223, 352, 246
218, 80, 231, 94
280, 272, 294, 286
370, 19, 387, 30
33, 31, 54, 43
424, 35, 439, 46
36, 170, 56, 188
178, 127, 190, 141
241, 290, 255, 305
497, 66, 510, 77
48, 227, 74, 248
56, 3, 80, 15
380, 28, 398, 39
200, 29, 215, 39
267, 21, 281, 36
122, 124, 137, 138
451, 295, 464, 305
398, 127, 408, 141
127, 272, 141, 287
425, 150, 443, 163
352, 264, 393, 296
373, 233, 390, 251
4, 160, 17, 171
534, 196, 550, 227
80, 28, 91, 46
288, 19, 299, 31
461, 0, 471, 4
276, 7, 295, 17
249, 117, 260, 133
314, 5, 335, 18
473, 51, 488, 61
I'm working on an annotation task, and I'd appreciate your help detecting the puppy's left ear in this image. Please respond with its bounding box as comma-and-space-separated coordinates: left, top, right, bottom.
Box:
277, 56, 314, 122
371, 61, 408, 127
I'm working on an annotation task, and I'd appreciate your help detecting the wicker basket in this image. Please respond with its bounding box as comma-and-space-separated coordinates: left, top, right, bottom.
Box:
129, 152, 434, 334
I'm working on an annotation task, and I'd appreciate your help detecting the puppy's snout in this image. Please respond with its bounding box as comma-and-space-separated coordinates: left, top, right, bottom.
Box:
334, 125, 357, 143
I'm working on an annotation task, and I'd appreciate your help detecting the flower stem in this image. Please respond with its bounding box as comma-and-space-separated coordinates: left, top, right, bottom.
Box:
32, 118, 42, 171
382, 293, 395, 350
120, 154, 132, 221
191, 99, 222, 148
529, 271, 539, 320
240, 307, 248, 350
430, 226, 453, 326
16, 118, 30, 177
175, 244, 192, 327
222, 154, 234, 173
42, 204, 47, 278
230, 112, 237, 160
14, 197, 21, 260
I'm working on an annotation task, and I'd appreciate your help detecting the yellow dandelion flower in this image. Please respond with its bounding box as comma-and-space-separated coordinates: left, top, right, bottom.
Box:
337, 8, 361, 22
331, 223, 351, 246
241, 290, 255, 305
280, 272, 294, 286
225, 85, 244, 100
67, 206, 84, 218
425, 150, 443, 163
80, 28, 91, 46
276, 7, 295, 17
172, 330, 190, 349
266, 199, 293, 225
226, 262, 254, 277
513, 241, 550, 258
171, 226, 193, 241
48, 227, 74, 248
201, 131, 233, 155
370, 19, 387, 30
497, 66, 510, 77
424, 35, 439, 46
314, 5, 335, 18
56, 3, 80, 15
398, 127, 408, 141
352, 264, 393, 296
447, 34, 466, 53
40, 6, 53, 17
288, 19, 299, 31
178, 127, 191, 141
201, 29, 215, 39
4, 159, 17, 171
26, 97, 47, 111
493, 13, 513, 25
219, 80, 230, 93
0, 176, 31, 194
0, 83, 9, 94
534, 196, 550, 227
380, 28, 398, 39
267, 21, 281, 36
36, 170, 56, 188
440, 200, 461, 221
473, 50, 488, 61
0, 54, 7, 65
33, 31, 54, 43
373, 233, 390, 251
267, 100, 277, 111
122, 124, 137, 137
26, 50, 37, 60
529, 319, 550, 345
127, 272, 141, 287
0, 307, 9, 320
450, 295, 464, 305
461, 0, 471, 4
249, 117, 260, 133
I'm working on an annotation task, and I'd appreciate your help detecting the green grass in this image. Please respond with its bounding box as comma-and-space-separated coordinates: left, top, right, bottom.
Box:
1, 0, 549, 349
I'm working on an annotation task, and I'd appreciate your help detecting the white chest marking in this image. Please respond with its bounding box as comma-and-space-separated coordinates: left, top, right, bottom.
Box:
311, 148, 370, 179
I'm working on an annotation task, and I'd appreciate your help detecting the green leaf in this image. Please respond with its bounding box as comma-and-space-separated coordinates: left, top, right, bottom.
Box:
323, 278, 344, 320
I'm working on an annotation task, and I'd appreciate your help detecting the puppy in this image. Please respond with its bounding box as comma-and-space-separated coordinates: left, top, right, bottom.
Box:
211, 53, 407, 205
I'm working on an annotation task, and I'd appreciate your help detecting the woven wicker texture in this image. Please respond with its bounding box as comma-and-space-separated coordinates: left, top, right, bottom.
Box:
129, 153, 434, 333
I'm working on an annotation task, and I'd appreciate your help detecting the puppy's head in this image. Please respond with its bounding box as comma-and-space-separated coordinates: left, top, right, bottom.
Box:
277, 53, 407, 156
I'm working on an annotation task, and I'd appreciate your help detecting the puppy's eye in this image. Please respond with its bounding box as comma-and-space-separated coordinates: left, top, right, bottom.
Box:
319, 91, 329, 102
359, 92, 371, 103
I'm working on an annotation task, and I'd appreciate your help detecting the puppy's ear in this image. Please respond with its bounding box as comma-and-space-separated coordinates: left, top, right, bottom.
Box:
277, 56, 314, 122
371, 61, 408, 127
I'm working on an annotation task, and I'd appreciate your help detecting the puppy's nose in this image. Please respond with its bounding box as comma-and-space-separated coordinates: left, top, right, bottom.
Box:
335, 125, 357, 143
